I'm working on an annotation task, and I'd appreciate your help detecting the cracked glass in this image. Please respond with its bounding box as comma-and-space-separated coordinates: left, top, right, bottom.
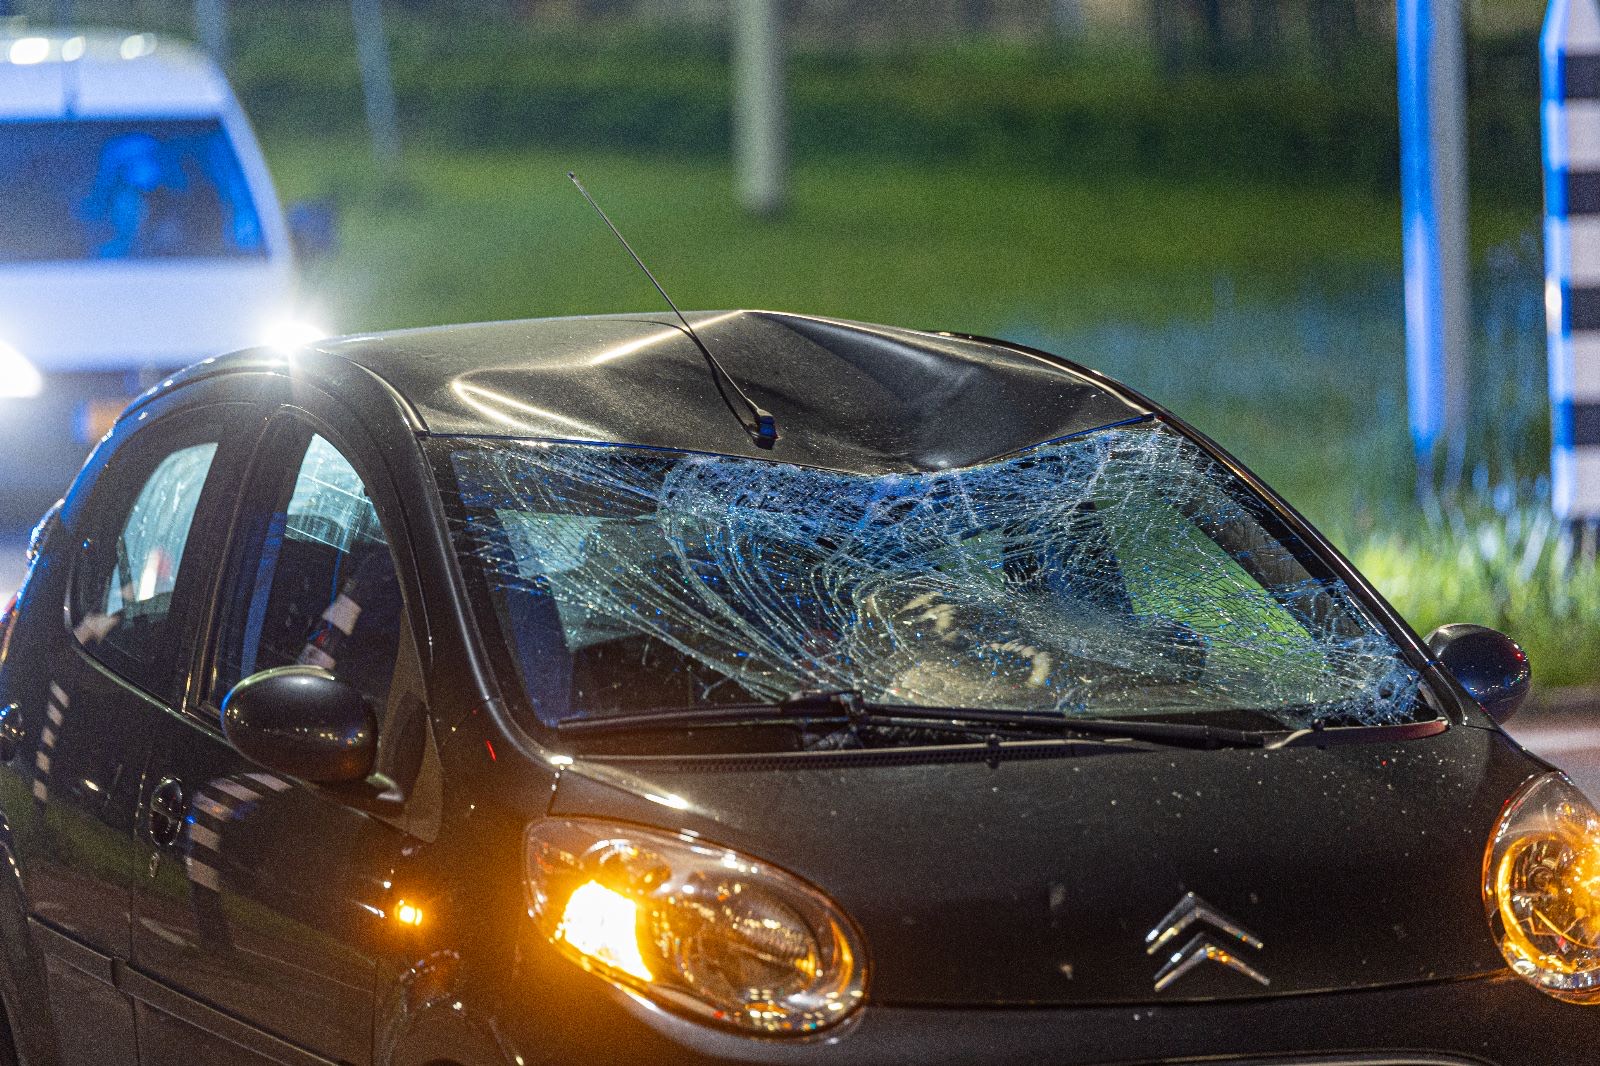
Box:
437, 422, 1423, 733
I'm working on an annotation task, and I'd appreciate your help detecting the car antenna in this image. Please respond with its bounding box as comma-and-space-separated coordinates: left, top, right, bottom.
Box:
567, 172, 777, 448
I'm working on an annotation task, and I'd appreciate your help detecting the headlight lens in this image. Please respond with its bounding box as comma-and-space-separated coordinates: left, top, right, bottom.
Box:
526, 818, 866, 1034
1484, 772, 1600, 1001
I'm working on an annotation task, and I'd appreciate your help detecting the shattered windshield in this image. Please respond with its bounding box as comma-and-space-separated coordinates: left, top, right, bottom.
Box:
436, 422, 1424, 734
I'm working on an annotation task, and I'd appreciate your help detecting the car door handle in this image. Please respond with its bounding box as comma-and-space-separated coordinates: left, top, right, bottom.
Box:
148, 777, 187, 848
0, 704, 21, 763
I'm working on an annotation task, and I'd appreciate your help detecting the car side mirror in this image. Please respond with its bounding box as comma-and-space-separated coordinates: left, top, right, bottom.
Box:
221, 666, 376, 784
286, 199, 338, 261
1425, 623, 1531, 724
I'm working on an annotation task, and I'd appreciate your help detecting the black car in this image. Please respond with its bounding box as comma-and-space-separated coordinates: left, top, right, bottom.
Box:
0, 309, 1587, 1066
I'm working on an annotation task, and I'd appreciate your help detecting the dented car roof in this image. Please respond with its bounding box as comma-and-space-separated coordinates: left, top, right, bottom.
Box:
308, 310, 1149, 474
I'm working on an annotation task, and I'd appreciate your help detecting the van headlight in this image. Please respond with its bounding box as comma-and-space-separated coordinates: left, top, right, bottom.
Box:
526, 818, 866, 1034
1484, 772, 1600, 1001
0, 339, 43, 399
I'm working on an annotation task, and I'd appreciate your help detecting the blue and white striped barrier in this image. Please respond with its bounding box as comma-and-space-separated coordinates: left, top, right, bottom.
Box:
1544, 0, 1600, 522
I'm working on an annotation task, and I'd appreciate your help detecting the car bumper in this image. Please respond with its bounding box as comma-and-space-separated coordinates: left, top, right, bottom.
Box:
492, 965, 1600, 1065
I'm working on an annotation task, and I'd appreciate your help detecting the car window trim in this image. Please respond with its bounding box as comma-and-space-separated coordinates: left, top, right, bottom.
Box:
63, 402, 252, 709
192, 404, 433, 810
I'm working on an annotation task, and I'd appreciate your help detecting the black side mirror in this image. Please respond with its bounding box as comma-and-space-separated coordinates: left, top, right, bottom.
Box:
286, 199, 339, 261
1426, 623, 1531, 724
221, 666, 376, 784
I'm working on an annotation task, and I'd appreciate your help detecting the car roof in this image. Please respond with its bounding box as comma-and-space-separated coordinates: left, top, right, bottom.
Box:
0, 28, 230, 119
153, 310, 1151, 475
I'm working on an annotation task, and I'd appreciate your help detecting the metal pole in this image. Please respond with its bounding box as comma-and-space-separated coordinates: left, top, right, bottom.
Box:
732, 0, 787, 218
1398, 0, 1471, 495
195, 0, 228, 65
351, 0, 401, 169
1543, 0, 1600, 528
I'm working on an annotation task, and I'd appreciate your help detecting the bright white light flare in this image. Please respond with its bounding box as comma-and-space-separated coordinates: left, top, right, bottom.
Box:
259, 320, 330, 353
118, 34, 156, 60
8, 37, 50, 65
0, 341, 44, 399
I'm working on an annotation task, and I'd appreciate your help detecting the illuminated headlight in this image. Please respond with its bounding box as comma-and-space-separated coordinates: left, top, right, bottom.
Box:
0, 340, 43, 399
526, 819, 866, 1034
1484, 772, 1600, 1001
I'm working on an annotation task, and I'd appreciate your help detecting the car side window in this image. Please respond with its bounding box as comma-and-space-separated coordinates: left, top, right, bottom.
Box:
71, 439, 220, 696
214, 432, 403, 714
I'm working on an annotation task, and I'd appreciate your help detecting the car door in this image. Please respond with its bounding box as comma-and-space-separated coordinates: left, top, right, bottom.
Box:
0, 403, 247, 1066
130, 409, 430, 1066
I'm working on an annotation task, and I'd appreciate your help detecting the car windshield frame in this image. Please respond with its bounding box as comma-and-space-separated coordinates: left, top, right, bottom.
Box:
429, 420, 1438, 743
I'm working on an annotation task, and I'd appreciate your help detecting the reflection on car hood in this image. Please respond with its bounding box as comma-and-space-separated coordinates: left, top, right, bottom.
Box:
549, 722, 1531, 1006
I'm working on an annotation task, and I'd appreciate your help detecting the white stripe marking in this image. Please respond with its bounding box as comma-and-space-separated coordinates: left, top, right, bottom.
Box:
322, 594, 362, 637
1551, 100, 1600, 170
33, 752, 48, 773
185, 857, 221, 892
31, 781, 47, 802
246, 773, 290, 792
298, 645, 336, 670
138, 918, 190, 947
1559, 0, 1600, 50
192, 794, 230, 820
212, 780, 261, 804
48, 683, 67, 706
40, 727, 56, 748
1566, 334, 1600, 401
1566, 217, 1600, 286
188, 823, 221, 851
45, 704, 63, 726
1554, 450, 1600, 518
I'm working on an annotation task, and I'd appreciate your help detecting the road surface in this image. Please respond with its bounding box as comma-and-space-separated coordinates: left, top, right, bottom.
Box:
1507, 696, 1600, 802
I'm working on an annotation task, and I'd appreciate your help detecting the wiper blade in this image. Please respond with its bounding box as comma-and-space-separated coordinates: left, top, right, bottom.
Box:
555, 689, 1274, 750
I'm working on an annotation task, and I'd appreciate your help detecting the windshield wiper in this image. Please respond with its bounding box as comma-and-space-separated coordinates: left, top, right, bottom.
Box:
555, 689, 1276, 751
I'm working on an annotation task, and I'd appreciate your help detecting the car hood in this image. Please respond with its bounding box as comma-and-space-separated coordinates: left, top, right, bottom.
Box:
547, 722, 1536, 1006
0, 258, 294, 371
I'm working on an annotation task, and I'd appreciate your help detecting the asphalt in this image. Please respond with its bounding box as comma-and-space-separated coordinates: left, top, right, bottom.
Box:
1505, 692, 1600, 802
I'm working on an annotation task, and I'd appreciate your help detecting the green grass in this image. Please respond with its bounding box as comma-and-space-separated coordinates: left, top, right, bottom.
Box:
1350, 506, 1600, 692
269, 140, 1531, 341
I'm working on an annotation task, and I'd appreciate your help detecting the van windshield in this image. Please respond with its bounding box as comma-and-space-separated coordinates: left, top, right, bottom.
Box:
0, 118, 266, 262
435, 423, 1427, 734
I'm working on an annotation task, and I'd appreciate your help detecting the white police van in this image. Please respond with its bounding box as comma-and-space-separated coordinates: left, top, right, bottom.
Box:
0, 25, 324, 519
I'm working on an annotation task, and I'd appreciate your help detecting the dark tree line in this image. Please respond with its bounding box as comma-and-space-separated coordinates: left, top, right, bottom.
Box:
1152, 0, 1397, 73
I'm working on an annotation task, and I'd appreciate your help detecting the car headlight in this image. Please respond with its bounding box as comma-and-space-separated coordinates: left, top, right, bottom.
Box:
1484, 772, 1600, 1001
0, 339, 43, 399
526, 818, 866, 1034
